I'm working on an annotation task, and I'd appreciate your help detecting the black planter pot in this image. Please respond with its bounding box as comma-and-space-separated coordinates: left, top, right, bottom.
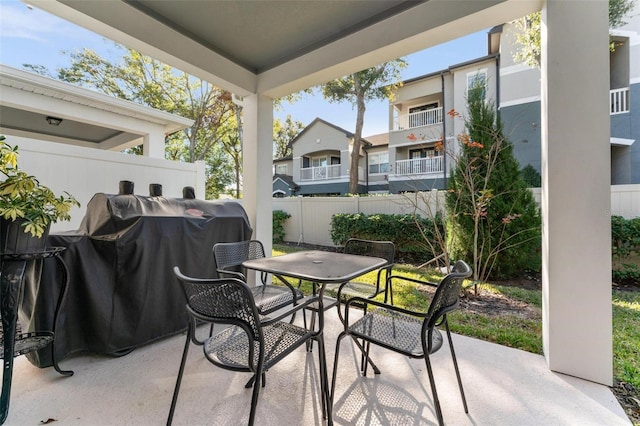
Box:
0, 218, 49, 255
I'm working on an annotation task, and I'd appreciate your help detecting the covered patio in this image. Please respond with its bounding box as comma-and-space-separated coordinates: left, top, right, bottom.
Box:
7, 312, 628, 425
9, 0, 616, 423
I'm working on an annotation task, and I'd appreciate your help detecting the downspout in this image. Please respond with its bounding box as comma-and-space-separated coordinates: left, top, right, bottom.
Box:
495, 54, 501, 119
441, 72, 447, 188
364, 146, 370, 194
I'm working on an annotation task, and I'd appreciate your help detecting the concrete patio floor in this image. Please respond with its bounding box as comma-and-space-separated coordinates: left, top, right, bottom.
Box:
6, 310, 630, 425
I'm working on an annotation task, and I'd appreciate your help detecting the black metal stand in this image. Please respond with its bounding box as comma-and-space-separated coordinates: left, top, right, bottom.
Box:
0, 247, 72, 424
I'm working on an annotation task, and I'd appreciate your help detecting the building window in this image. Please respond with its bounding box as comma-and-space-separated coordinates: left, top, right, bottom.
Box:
275, 164, 287, 175
467, 69, 487, 100
312, 155, 327, 167
410, 147, 442, 159
369, 152, 389, 174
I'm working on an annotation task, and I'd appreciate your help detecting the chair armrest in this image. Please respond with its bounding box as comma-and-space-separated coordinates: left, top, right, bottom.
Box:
342, 296, 426, 328
387, 274, 438, 288
260, 296, 320, 326
217, 269, 246, 281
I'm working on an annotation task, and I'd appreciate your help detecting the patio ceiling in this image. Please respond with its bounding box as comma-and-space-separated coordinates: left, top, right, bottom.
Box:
31, 0, 542, 98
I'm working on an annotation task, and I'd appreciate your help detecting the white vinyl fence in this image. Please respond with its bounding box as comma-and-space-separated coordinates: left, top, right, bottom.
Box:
274, 191, 443, 247
273, 186, 640, 247
14, 136, 205, 233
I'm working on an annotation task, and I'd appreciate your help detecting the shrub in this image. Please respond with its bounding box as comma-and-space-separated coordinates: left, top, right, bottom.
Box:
611, 215, 640, 284
445, 82, 541, 280
330, 213, 445, 263
272, 210, 291, 243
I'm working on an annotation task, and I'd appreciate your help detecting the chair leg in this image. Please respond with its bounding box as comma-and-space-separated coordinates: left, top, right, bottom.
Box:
424, 354, 444, 426
315, 336, 331, 422
446, 325, 468, 413
189, 317, 208, 346
244, 372, 266, 389
167, 323, 193, 425
303, 310, 311, 351
306, 311, 317, 352
245, 376, 254, 388
330, 332, 347, 410
248, 361, 264, 426
362, 340, 371, 376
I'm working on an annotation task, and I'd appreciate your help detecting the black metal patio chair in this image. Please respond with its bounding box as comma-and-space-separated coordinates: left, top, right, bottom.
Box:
336, 238, 396, 313
213, 240, 303, 315
331, 260, 472, 426
168, 267, 331, 426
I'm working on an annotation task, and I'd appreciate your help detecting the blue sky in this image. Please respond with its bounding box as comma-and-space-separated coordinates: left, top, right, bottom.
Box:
0, 0, 489, 136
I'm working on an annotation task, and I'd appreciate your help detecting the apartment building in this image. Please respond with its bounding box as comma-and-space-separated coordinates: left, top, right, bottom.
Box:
273, 10, 639, 195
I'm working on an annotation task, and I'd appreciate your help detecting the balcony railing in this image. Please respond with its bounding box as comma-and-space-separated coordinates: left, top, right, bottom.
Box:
300, 164, 341, 181
395, 156, 443, 175
393, 107, 443, 131
610, 87, 630, 115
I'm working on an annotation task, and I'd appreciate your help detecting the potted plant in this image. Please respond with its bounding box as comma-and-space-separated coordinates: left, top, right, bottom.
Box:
0, 135, 79, 253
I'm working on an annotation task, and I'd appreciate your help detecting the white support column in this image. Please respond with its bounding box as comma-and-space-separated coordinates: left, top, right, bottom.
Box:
243, 94, 274, 255
143, 130, 166, 159
541, 0, 612, 385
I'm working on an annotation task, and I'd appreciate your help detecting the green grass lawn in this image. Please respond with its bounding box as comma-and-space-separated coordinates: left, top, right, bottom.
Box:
272, 244, 640, 392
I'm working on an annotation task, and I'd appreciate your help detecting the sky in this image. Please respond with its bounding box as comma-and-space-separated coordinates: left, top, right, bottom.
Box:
0, 0, 490, 137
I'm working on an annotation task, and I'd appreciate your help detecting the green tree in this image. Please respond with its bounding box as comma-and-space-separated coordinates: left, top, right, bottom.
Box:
30, 46, 239, 199
273, 115, 304, 159
320, 60, 407, 194
513, 0, 634, 68
520, 164, 541, 188
446, 81, 541, 282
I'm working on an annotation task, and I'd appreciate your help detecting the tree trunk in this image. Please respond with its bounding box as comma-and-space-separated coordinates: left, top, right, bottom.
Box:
234, 104, 243, 198
350, 74, 366, 194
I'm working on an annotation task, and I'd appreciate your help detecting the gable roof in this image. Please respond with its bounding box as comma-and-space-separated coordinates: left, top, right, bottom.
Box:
363, 132, 389, 147
289, 117, 372, 147
402, 53, 499, 86
273, 174, 299, 190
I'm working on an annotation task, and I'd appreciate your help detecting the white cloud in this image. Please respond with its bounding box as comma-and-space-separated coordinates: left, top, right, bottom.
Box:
0, 0, 103, 44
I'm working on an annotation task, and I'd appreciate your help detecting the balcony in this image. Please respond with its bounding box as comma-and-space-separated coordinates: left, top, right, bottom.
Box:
610, 87, 630, 114
300, 164, 341, 181
393, 107, 443, 131
395, 156, 444, 176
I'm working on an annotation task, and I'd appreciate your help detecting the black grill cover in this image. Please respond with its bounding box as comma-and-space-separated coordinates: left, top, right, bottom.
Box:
20, 193, 252, 367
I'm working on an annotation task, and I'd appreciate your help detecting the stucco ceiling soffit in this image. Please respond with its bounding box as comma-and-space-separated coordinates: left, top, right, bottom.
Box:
32, 0, 257, 96
257, 1, 543, 98
32, 1, 543, 99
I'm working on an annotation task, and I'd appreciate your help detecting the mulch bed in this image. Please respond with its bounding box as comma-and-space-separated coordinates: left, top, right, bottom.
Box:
612, 381, 640, 424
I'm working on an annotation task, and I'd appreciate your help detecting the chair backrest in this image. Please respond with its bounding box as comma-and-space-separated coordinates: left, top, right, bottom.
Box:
343, 238, 395, 265
425, 260, 472, 329
173, 266, 260, 339
213, 240, 266, 279
344, 238, 395, 284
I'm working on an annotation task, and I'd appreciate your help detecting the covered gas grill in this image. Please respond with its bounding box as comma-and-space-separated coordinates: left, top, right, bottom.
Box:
20, 190, 252, 367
